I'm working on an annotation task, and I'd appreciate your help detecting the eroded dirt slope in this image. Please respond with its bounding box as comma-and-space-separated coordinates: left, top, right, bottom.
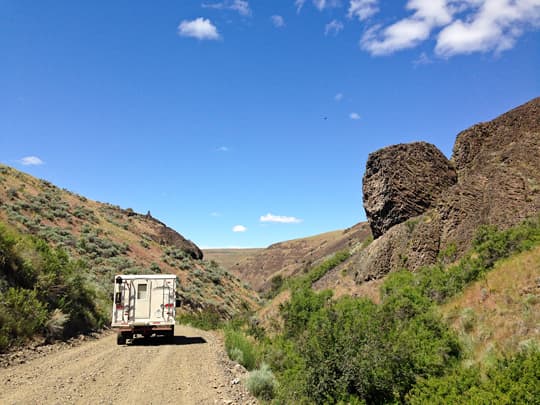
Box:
0, 325, 256, 405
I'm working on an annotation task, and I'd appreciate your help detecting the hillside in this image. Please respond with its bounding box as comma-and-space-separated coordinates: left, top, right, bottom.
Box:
442, 244, 540, 364
203, 248, 263, 273
0, 165, 259, 331
217, 222, 372, 292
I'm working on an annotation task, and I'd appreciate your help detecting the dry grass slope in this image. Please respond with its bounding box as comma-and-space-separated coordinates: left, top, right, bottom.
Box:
203, 248, 263, 273
442, 245, 540, 365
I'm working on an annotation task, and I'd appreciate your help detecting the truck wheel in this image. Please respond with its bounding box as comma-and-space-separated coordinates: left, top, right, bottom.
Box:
116, 333, 126, 345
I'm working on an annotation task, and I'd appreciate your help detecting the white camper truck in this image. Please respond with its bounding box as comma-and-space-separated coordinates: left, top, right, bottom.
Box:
111, 274, 178, 345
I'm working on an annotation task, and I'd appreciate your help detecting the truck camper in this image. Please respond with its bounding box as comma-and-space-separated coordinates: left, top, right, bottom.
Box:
111, 274, 178, 344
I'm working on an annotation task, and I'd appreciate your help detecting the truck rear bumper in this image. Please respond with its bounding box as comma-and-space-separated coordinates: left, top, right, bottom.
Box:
112, 324, 174, 333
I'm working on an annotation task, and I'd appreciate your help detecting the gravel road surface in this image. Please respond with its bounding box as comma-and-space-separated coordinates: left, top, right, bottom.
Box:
0, 325, 256, 405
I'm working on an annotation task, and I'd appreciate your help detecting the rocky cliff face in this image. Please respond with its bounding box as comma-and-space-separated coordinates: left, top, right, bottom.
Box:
440, 98, 540, 251
363, 142, 457, 239
148, 217, 203, 260
355, 97, 540, 282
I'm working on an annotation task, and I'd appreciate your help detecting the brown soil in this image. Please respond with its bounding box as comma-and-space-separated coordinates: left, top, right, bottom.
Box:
0, 325, 256, 405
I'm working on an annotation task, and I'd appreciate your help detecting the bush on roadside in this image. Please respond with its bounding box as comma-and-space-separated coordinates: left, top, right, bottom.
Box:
44, 309, 70, 342
177, 310, 224, 330
0, 288, 48, 351
224, 327, 259, 370
246, 363, 277, 400
0, 222, 107, 352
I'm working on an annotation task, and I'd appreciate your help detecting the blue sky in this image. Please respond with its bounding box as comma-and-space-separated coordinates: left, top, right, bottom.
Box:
1, 0, 539, 248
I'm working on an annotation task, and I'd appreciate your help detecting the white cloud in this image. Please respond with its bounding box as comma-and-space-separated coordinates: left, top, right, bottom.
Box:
178, 18, 221, 40
20, 156, 44, 166
295, 0, 340, 12
233, 225, 247, 232
334, 92, 344, 101
260, 213, 302, 224
348, 0, 379, 21
361, 0, 453, 55
360, 0, 540, 56
271, 15, 286, 28
210, 212, 221, 217
217, 146, 229, 152
230, 0, 251, 16
325, 19, 344, 36
202, 0, 251, 16
315, 0, 342, 10
436, 0, 540, 56
350, 112, 361, 120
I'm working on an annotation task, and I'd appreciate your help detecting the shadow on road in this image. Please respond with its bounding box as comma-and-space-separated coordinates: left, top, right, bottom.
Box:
127, 335, 207, 346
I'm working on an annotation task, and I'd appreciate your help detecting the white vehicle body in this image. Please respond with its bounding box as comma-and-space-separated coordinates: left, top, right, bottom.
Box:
111, 274, 177, 344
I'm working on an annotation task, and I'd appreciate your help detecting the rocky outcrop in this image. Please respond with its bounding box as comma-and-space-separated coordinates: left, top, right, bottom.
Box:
439, 97, 540, 251
354, 97, 540, 283
363, 142, 457, 238
119, 208, 203, 260
151, 219, 203, 260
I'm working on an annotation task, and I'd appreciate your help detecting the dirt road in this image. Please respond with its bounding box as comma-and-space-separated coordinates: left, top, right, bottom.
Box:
0, 325, 256, 405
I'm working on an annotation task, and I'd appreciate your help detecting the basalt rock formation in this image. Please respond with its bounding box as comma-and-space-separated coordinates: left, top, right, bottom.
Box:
363, 142, 457, 239
354, 97, 540, 283
149, 217, 203, 260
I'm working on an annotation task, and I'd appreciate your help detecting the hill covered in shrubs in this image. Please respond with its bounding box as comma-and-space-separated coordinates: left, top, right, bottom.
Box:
0, 164, 259, 351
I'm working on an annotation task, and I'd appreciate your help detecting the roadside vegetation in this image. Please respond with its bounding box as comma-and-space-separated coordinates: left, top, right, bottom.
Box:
222, 216, 540, 403
0, 222, 108, 352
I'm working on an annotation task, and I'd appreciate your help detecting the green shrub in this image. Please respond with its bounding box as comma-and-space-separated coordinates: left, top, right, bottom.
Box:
149, 262, 161, 273
280, 250, 351, 294
281, 287, 332, 339
0, 288, 48, 351
407, 347, 540, 404
307, 250, 350, 284
229, 347, 244, 364
0, 222, 107, 351
224, 327, 259, 370
139, 239, 150, 249
473, 217, 540, 267
264, 274, 284, 299
270, 285, 460, 404
177, 310, 224, 330
246, 363, 277, 400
